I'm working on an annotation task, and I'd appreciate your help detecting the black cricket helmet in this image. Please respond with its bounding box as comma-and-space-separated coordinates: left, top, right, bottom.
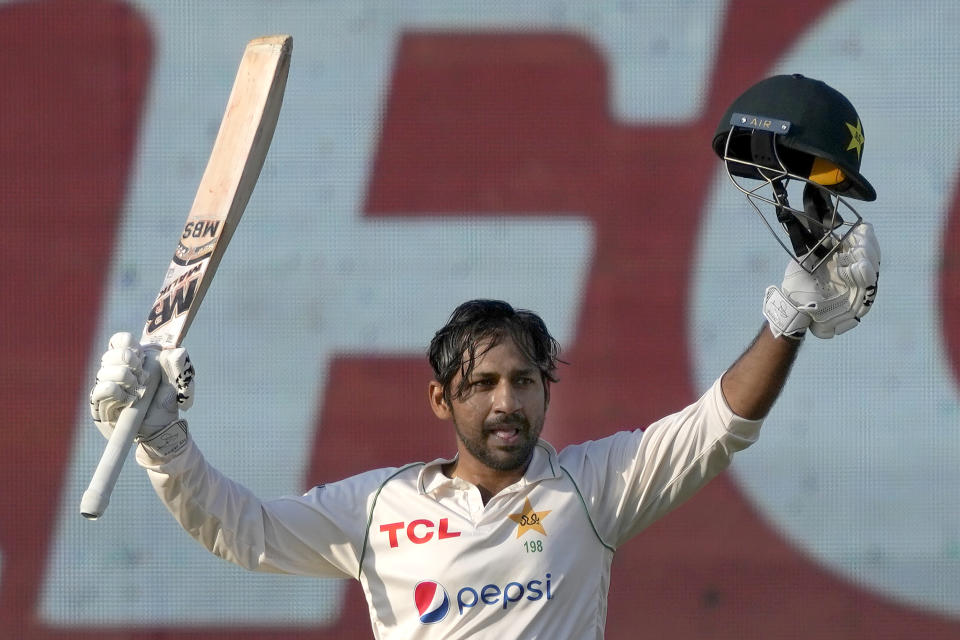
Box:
713, 74, 875, 271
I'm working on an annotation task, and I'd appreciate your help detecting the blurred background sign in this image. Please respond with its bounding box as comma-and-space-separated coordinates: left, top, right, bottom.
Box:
1, 1, 958, 638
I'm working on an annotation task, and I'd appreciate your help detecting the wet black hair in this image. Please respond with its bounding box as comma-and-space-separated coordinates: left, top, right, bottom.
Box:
428, 299, 563, 403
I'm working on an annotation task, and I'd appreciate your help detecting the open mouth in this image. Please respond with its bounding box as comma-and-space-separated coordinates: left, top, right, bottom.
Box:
489, 427, 520, 444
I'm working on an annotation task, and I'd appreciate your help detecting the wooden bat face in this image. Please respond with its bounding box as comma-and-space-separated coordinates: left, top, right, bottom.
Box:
141, 35, 292, 349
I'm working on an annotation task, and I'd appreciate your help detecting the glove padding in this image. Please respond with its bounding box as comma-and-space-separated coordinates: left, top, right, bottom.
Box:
89, 332, 195, 441
763, 222, 880, 339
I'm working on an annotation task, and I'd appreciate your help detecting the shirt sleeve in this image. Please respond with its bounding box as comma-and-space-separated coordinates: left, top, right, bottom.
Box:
135, 436, 392, 579
557, 375, 763, 548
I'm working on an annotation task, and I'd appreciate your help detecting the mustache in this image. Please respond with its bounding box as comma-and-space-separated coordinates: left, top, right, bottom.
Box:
484, 413, 529, 430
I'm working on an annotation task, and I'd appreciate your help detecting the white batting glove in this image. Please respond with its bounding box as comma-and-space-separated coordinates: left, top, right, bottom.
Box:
89, 332, 195, 457
763, 222, 880, 339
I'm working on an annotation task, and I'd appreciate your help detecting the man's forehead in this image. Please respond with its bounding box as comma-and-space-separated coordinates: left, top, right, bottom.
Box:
460, 337, 537, 374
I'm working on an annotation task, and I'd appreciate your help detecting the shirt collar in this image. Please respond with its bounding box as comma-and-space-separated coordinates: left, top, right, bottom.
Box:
417, 439, 561, 495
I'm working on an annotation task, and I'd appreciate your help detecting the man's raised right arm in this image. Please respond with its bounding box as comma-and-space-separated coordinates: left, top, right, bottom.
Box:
90, 333, 365, 579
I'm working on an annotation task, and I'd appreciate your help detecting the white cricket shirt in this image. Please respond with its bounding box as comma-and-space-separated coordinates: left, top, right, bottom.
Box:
137, 376, 762, 638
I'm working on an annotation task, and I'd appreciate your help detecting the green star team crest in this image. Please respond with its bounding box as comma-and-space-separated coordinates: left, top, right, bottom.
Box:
845, 119, 864, 159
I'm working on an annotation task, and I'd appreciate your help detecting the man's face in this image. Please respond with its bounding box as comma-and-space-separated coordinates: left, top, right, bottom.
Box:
431, 337, 547, 473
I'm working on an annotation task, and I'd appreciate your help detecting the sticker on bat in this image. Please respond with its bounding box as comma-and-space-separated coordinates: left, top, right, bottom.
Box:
155, 263, 203, 299
182, 219, 221, 240
174, 218, 224, 264
146, 276, 199, 333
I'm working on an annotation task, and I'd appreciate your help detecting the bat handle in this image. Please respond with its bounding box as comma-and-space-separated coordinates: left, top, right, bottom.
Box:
80, 357, 162, 519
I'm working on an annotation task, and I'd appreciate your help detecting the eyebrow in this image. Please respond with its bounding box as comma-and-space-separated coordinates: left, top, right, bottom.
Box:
469, 366, 538, 380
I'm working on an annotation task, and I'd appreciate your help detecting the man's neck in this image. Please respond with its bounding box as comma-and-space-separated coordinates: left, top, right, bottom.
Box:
442, 457, 529, 505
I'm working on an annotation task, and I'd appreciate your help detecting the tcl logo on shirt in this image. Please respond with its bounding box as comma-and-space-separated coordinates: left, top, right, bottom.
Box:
379, 518, 462, 548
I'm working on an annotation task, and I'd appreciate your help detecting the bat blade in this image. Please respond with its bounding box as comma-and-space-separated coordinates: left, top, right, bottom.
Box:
144, 34, 292, 348
80, 35, 292, 519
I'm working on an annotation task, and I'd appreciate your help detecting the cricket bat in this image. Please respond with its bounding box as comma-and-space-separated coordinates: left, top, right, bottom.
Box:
80, 35, 293, 519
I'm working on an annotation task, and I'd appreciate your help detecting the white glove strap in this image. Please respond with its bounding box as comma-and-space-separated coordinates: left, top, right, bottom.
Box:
138, 419, 189, 459
763, 286, 810, 339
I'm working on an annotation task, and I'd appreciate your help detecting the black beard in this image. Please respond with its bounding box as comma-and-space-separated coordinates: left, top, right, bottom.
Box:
453, 413, 540, 472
